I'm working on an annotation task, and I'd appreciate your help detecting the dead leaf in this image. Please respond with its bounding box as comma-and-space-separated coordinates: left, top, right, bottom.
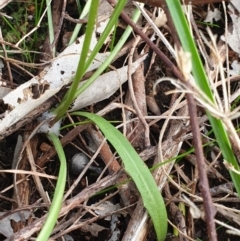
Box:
0, 0, 12, 9
204, 8, 221, 23
81, 223, 107, 237
0, 211, 31, 238
221, 3, 240, 56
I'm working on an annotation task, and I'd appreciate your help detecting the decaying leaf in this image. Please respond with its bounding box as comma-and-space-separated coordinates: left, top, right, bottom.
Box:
229, 60, 240, 76
221, 3, 240, 56
80, 223, 107, 237
0, 211, 31, 238
0, 31, 109, 134
0, 0, 12, 9
230, 0, 240, 12
70, 55, 146, 111
93, 201, 122, 220
204, 8, 221, 23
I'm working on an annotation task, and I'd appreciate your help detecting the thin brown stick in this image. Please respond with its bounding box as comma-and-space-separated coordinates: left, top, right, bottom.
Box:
164, 183, 188, 241
0, 29, 14, 88
132, 0, 229, 7
50, 0, 67, 49
63, 13, 87, 24
127, 36, 150, 148
186, 93, 217, 241
108, 0, 186, 82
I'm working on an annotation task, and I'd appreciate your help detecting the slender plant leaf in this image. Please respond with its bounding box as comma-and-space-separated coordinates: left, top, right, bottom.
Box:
165, 0, 240, 195
83, 0, 127, 74
75, 111, 167, 241
36, 133, 67, 241
74, 0, 135, 98
46, 0, 55, 55
53, 0, 128, 121
53, 0, 99, 121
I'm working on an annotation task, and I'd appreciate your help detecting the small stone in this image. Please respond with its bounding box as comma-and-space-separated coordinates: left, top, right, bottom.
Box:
71, 153, 102, 175
71, 153, 89, 175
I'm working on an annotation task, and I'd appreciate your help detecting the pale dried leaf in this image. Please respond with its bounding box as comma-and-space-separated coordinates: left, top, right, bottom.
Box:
70, 55, 146, 111
221, 4, 240, 56
0, 32, 109, 133
229, 60, 240, 76
231, 0, 240, 12
93, 201, 120, 220
0, 211, 31, 238
181, 194, 201, 219
155, 8, 167, 28
0, 0, 12, 9
81, 223, 107, 237
204, 8, 221, 23
96, 0, 114, 36
108, 214, 120, 241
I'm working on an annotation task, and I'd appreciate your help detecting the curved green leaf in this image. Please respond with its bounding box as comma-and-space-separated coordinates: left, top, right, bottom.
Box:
36, 133, 67, 241
76, 112, 167, 241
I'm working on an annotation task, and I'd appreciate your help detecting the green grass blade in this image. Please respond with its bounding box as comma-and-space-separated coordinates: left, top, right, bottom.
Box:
75, 111, 167, 241
165, 0, 240, 195
53, 0, 127, 119
53, 1, 140, 121
53, 0, 99, 121
46, 0, 55, 55
68, 0, 92, 45
166, 0, 213, 98
83, 0, 127, 74
36, 133, 67, 241
73, 4, 142, 99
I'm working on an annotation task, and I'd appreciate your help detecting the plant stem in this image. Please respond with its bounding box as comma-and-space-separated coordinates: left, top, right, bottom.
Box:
186, 93, 217, 241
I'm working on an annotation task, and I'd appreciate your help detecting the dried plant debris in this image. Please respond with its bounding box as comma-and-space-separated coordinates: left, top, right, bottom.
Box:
204, 8, 222, 23
221, 2, 240, 56
1, 0, 240, 241
0, 211, 31, 238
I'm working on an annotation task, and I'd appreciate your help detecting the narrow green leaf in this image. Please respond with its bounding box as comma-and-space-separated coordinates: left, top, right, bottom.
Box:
74, 0, 140, 99
165, 0, 240, 196
83, 0, 128, 74
36, 133, 67, 241
76, 112, 167, 241
53, 0, 99, 121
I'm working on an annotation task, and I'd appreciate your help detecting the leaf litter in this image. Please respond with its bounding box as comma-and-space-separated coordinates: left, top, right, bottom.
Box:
0, 1, 240, 241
